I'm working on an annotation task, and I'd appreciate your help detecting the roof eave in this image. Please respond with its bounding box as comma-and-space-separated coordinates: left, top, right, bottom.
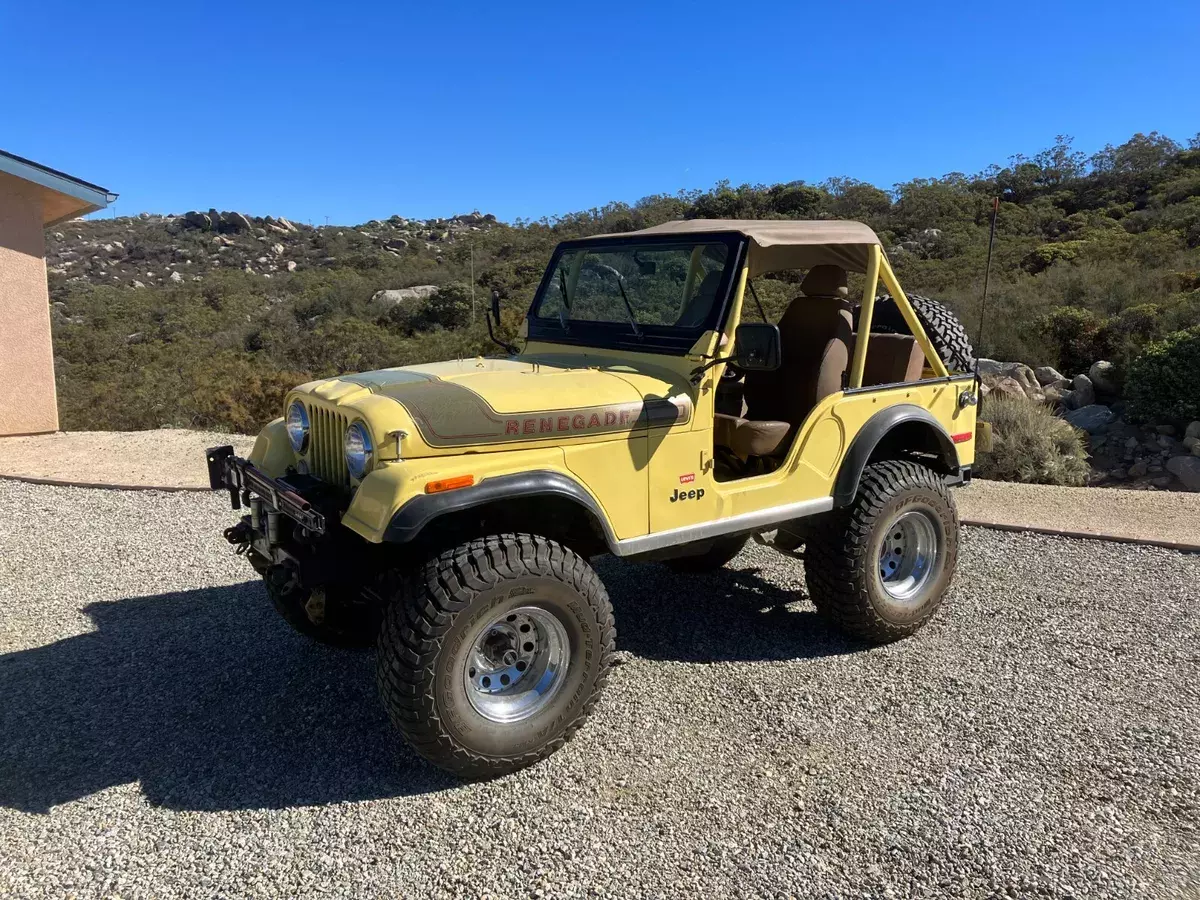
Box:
0, 152, 117, 226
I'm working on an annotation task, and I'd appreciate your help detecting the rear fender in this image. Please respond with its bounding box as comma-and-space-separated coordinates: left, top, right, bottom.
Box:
833, 405, 960, 506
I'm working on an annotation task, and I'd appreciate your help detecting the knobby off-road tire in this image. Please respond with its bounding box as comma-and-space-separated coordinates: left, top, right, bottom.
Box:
663, 534, 749, 573
868, 293, 976, 373
264, 565, 380, 649
805, 460, 959, 644
375, 534, 616, 778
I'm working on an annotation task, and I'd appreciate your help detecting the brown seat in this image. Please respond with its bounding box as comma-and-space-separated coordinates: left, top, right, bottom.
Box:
715, 265, 853, 459
714, 413, 792, 458
857, 333, 925, 386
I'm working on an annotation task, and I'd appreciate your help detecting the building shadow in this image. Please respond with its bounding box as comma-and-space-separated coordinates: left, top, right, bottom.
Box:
0, 581, 455, 815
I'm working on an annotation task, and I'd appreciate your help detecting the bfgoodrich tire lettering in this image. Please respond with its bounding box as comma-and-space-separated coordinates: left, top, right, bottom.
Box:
375, 533, 615, 777
806, 460, 959, 644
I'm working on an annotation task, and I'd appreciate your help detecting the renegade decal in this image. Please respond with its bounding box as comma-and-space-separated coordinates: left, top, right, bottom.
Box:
350, 376, 694, 448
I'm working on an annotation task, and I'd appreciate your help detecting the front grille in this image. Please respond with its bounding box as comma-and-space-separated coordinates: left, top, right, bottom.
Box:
307, 404, 349, 487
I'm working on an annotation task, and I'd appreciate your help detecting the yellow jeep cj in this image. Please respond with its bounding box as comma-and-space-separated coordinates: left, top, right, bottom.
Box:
207, 219, 980, 777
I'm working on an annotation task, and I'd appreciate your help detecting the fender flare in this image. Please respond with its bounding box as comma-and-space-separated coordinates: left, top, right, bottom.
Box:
832, 404, 961, 507
382, 470, 619, 550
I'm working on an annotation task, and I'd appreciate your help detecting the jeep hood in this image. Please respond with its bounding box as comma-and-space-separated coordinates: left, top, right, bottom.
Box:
296, 356, 693, 456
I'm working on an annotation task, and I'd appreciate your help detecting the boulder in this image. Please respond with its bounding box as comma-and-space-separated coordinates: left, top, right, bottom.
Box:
1034, 365, 1067, 386
977, 360, 1040, 398
1128, 459, 1149, 478
981, 374, 1027, 401
1069, 374, 1095, 408
1186, 421, 1200, 441
371, 285, 439, 309
169, 271, 183, 283
382, 238, 409, 252
1088, 360, 1118, 397
221, 211, 255, 234
286, 260, 297, 272
182, 211, 211, 230
1064, 404, 1114, 434
1166, 455, 1200, 491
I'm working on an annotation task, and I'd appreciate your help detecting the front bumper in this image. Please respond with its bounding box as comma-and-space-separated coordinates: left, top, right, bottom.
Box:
206, 445, 327, 536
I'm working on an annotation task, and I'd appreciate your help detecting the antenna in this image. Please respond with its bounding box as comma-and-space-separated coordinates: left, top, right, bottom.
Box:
974, 197, 1000, 393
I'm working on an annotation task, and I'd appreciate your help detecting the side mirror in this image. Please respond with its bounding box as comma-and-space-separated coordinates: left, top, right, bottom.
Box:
733, 323, 781, 371
490, 289, 501, 326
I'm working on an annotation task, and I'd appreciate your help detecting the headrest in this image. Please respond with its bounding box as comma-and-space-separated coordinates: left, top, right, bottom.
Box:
799, 265, 848, 298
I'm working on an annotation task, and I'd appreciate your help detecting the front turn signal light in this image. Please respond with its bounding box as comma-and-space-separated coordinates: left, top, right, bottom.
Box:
425, 475, 475, 494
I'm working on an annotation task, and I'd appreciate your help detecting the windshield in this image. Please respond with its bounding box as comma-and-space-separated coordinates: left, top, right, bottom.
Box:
531, 239, 736, 336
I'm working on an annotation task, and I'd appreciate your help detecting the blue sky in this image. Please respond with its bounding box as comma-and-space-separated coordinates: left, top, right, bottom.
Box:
3, 1, 1197, 225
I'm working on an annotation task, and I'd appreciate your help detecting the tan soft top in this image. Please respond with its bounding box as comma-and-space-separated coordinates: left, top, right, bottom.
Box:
602, 218, 881, 276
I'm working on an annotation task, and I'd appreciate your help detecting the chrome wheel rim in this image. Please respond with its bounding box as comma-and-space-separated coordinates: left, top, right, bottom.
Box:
464, 605, 569, 724
876, 509, 941, 606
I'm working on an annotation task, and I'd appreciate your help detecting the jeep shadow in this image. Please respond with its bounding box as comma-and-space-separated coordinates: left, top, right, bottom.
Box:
0, 565, 853, 813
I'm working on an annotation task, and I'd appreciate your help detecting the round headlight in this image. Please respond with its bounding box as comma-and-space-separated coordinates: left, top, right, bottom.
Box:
344, 421, 374, 480
286, 401, 310, 453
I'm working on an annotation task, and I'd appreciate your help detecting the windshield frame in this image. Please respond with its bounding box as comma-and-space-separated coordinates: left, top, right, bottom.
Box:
525, 232, 747, 355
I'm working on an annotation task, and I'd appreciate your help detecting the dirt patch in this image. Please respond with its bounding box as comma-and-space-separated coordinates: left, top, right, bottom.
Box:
957, 479, 1200, 549
0, 430, 255, 489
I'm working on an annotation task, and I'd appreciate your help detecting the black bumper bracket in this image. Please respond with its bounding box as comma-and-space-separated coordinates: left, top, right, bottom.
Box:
205, 445, 327, 536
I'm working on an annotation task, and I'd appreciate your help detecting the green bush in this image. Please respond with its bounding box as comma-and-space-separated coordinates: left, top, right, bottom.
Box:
976, 394, 1090, 486
1036, 306, 1114, 375
1125, 324, 1200, 424
1022, 240, 1088, 273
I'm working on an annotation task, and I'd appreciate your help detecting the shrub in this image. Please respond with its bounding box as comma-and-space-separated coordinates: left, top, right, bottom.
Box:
976, 394, 1090, 486
1022, 240, 1088, 273
424, 281, 474, 329
1125, 324, 1200, 424
1036, 306, 1114, 375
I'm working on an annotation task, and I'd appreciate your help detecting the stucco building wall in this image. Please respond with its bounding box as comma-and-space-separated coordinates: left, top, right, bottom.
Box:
0, 171, 58, 435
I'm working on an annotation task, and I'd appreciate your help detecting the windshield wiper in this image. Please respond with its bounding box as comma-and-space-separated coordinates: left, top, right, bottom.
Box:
590, 263, 642, 341
614, 277, 642, 340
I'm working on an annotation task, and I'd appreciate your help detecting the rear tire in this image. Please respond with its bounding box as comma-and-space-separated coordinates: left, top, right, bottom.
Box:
866, 293, 976, 373
375, 534, 615, 778
663, 534, 749, 573
805, 460, 959, 644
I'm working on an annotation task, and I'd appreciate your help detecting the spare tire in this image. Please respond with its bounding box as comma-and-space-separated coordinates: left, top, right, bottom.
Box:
859, 293, 976, 373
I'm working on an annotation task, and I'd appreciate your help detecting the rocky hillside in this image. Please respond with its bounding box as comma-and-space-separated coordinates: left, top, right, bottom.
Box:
47, 208, 498, 301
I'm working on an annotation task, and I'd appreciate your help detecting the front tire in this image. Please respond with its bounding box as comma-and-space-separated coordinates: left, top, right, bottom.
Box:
805, 460, 959, 644
375, 534, 616, 778
264, 564, 380, 648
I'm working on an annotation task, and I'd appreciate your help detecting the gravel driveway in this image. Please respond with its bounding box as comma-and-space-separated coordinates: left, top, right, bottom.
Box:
1, 480, 1197, 898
